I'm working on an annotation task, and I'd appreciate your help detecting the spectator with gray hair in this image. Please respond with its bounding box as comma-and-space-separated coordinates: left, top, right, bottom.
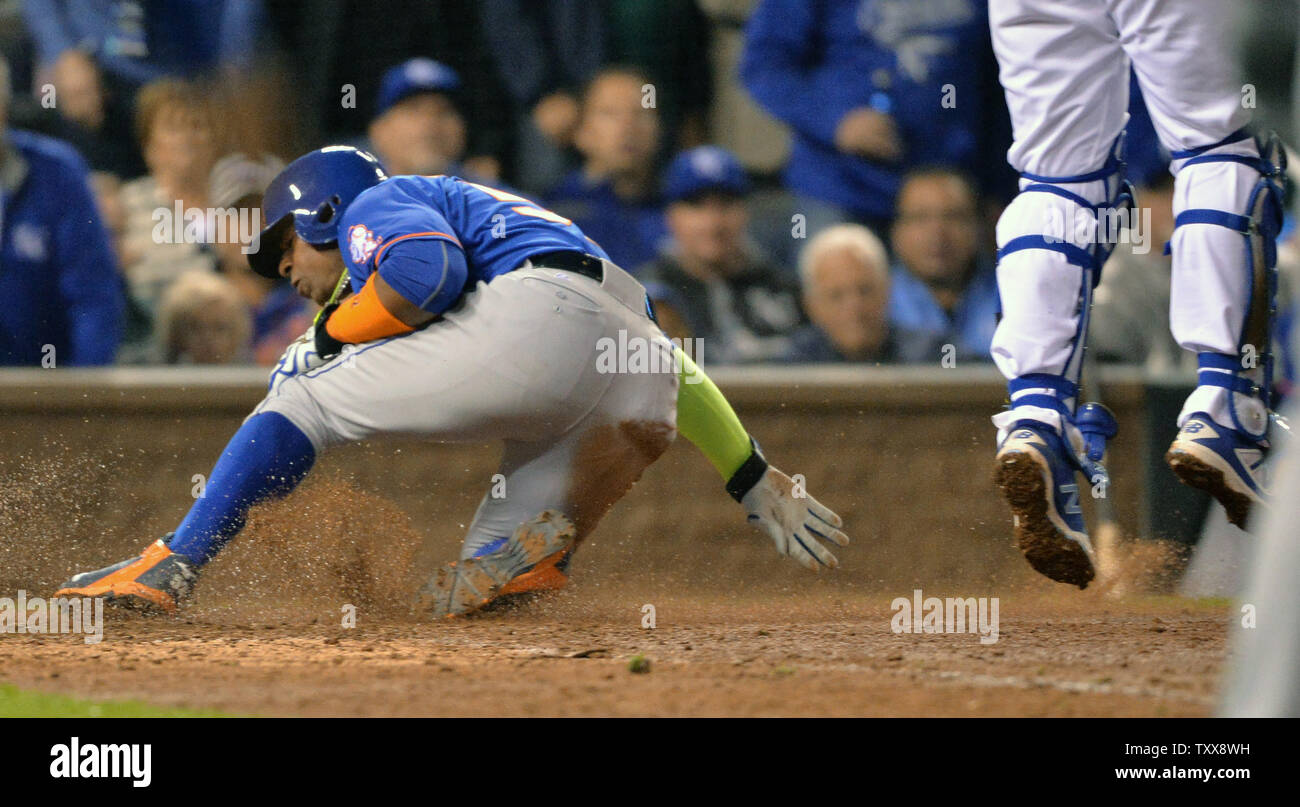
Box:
784, 223, 942, 364
0, 55, 124, 366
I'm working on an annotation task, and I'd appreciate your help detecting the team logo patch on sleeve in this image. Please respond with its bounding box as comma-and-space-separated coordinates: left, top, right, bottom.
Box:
348, 224, 383, 265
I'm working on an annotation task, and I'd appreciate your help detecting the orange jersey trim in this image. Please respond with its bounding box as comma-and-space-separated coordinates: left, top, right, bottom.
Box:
325, 277, 416, 344
371, 230, 462, 267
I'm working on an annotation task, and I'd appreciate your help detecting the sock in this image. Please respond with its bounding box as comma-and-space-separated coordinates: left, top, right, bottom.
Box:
167, 412, 316, 566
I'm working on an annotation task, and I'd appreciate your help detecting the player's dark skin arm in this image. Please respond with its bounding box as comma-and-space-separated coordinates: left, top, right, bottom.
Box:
279, 232, 436, 329
371, 272, 437, 328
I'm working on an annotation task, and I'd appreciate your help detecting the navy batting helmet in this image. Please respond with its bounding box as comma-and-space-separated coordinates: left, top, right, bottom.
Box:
248, 146, 388, 278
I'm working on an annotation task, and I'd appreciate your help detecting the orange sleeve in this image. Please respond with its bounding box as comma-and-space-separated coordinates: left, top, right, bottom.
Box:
324, 277, 416, 344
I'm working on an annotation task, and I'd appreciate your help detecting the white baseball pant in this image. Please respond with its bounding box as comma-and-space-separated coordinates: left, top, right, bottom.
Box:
255, 260, 679, 557
989, 0, 1267, 436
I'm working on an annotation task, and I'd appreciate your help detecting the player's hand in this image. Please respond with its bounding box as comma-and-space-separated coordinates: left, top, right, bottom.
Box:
742, 466, 848, 571
267, 326, 325, 395
834, 107, 902, 162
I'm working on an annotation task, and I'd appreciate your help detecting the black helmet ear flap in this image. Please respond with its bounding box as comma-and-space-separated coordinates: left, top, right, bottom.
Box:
315, 195, 343, 225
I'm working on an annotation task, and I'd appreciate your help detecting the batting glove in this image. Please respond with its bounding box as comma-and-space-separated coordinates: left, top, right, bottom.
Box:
267, 325, 325, 395
727, 440, 849, 571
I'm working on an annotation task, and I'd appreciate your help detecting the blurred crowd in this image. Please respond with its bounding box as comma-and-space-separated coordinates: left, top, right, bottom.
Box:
0, 0, 1295, 378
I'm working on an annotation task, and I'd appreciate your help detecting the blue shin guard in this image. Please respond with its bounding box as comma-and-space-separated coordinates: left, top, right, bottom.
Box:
997, 133, 1130, 473
1167, 130, 1287, 443
1164, 132, 1288, 526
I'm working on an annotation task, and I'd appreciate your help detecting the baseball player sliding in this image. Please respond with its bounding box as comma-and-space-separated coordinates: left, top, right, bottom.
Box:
56, 146, 848, 617
989, 0, 1287, 587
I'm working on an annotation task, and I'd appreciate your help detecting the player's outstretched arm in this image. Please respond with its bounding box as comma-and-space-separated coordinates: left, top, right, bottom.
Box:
674, 347, 849, 571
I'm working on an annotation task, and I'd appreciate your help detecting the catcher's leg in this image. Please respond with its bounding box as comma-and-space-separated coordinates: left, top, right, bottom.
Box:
1162, 134, 1285, 527
1114, 2, 1286, 527
988, 0, 1130, 588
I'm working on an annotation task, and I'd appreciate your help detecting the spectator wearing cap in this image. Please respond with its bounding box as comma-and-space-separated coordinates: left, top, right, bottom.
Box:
784, 224, 942, 364
546, 66, 667, 272
637, 145, 803, 364
367, 58, 486, 181
0, 56, 124, 366
888, 167, 998, 363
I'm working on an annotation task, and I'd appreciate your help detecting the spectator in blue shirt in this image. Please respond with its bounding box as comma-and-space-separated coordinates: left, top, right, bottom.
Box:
546, 65, 667, 272
0, 58, 123, 366
887, 167, 998, 363
740, 0, 1007, 233
21, 0, 263, 174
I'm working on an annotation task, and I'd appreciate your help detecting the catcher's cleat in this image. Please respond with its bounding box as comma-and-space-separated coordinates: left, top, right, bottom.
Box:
54, 536, 197, 614
994, 423, 1096, 589
415, 510, 575, 619
1166, 412, 1269, 530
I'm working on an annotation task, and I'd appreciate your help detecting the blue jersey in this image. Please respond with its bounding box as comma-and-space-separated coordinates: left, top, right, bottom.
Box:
337, 174, 609, 313
545, 170, 667, 273
1, 129, 123, 366
741, 0, 1012, 217
887, 260, 1000, 363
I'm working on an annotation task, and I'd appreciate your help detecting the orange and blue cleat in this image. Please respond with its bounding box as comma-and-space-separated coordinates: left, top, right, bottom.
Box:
416, 510, 575, 618
54, 536, 198, 614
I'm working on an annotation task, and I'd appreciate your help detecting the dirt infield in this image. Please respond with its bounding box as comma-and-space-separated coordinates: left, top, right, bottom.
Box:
0, 589, 1227, 717
0, 439, 1230, 717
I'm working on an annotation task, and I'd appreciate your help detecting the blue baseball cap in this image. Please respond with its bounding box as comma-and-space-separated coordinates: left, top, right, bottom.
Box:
663, 146, 750, 203
375, 58, 461, 117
